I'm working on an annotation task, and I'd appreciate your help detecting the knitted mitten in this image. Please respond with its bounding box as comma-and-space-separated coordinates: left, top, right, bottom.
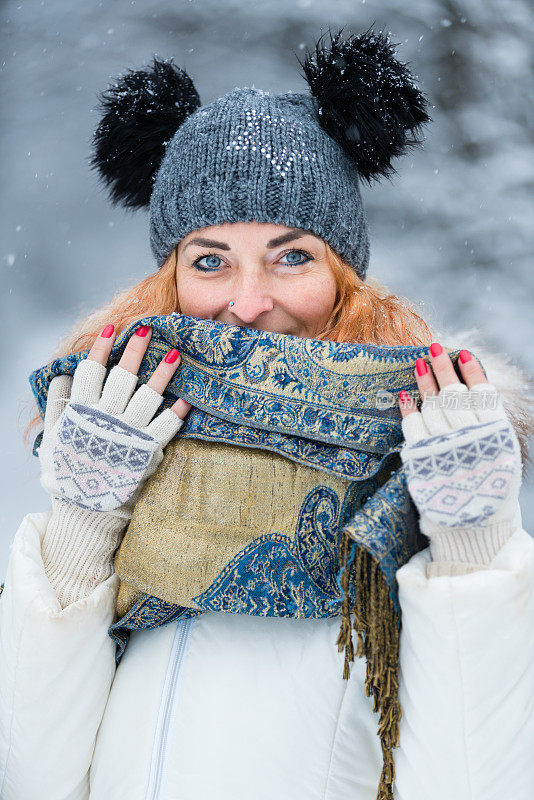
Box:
400, 382, 522, 577
36, 357, 185, 607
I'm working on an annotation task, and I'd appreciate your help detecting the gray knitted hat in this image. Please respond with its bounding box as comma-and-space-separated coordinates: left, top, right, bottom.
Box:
90, 27, 431, 280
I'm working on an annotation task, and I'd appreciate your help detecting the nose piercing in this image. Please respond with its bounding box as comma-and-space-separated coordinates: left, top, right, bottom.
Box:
228, 300, 235, 308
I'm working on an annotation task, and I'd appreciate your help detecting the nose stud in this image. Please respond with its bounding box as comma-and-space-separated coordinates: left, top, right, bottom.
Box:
228, 300, 235, 308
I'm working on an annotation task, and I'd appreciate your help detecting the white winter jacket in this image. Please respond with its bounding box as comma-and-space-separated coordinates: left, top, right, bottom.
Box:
1, 345, 534, 800
1, 500, 534, 800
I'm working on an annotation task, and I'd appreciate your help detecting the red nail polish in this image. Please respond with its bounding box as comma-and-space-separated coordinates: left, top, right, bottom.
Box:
136, 325, 150, 337
101, 324, 114, 338
458, 349, 471, 364
415, 358, 428, 376
430, 342, 443, 357
164, 349, 180, 364
399, 390, 411, 404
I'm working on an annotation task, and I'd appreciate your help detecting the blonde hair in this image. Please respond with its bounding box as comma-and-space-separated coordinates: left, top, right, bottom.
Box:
21, 243, 434, 447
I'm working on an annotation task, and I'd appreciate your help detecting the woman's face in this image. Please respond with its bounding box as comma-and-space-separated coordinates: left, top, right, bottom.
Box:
175, 221, 337, 337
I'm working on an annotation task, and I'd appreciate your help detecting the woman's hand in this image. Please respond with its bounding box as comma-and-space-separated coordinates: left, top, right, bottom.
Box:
38, 323, 191, 516
398, 343, 522, 564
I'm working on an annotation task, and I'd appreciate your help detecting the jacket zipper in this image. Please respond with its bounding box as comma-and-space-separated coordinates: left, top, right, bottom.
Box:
145, 616, 195, 800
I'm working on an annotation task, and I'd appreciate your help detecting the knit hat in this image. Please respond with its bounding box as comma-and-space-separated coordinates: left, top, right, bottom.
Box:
89, 26, 431, 280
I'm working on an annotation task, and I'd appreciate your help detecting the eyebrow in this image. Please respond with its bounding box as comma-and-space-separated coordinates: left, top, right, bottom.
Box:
182, 227, 320, 252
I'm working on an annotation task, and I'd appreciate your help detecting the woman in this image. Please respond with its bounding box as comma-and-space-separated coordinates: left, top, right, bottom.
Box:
1, 28, 533, 800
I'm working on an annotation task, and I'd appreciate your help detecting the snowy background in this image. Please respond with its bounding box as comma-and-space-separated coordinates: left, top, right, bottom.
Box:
1, 0, 533, 574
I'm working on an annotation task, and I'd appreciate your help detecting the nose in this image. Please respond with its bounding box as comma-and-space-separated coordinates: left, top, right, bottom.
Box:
228, 274, 274, 324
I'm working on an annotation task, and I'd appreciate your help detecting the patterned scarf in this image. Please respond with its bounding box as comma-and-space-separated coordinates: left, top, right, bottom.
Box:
29, 313, 457, 800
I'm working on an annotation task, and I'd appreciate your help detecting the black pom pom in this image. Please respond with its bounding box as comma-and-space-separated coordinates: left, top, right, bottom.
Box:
89, 56, 201, 209
297, 25, 432, 184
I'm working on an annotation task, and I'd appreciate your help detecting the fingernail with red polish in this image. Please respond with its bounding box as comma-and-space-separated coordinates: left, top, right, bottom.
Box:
101, 324, 114, 338
415, 358, 428, 376
430, 342, 443, 357
459, 349, 471, 364
164, 349, 180, 364
399, 390, 411, 404
136, 325, 150, 337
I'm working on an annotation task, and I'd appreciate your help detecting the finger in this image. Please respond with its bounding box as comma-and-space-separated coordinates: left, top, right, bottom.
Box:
70, 357, 109, 405
44, 375, 73, 433
428, 342, 462, 389
97, 324, 153, 415
457, 349, 487, 387
401, 413, 429, 444
414, 358, 439, 402
145, 407, 187, 447
411, 359, 450, 436
170, 397, 192, 417
121, 383, 164, 428
399, 389, 418, 418
437, 382, 479, 428
419, 392, 451, 436
98, 365, 139, 415
85, 323, 117, 367
116, 325, 153, 375
399, 390, 428, 444
121, 349, 186, 428
469, 382, 508, 423
145, 349, 182, 395
70, 323, 117, 404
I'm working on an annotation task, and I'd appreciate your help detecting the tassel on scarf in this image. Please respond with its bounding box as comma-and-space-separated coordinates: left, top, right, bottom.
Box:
336, 528, 401, 800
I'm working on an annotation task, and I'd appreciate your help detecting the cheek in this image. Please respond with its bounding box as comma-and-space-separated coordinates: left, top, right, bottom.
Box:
286, 277, 337, 323
176, 273, 219, 317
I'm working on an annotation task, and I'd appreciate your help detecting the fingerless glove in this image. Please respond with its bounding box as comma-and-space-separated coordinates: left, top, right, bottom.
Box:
400, 382, 522, 577
37, 357, 184, 607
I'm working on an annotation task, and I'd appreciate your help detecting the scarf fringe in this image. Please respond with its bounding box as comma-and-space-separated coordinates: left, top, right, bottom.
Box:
336, 529, 401, 800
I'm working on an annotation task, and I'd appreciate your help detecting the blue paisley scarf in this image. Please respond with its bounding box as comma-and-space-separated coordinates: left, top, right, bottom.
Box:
27, 313, 460, 799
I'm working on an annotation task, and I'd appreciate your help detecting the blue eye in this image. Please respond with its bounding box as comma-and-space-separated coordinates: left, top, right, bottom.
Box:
279, 249, 312, 266
191, 248, 313, 273
192, 253, 223, 272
